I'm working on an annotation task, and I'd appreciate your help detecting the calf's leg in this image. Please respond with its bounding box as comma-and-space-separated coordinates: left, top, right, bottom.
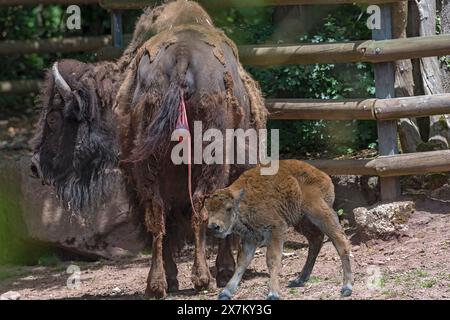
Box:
304, 199, 353, 297
266, 235, 283, 300
215, 235, 236, 287
218, 240, 256, 300
289, 217, 324, 287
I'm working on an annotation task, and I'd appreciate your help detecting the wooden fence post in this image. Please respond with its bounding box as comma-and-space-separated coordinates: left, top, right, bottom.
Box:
111, 10, 123, 48
373, 4, 401, 201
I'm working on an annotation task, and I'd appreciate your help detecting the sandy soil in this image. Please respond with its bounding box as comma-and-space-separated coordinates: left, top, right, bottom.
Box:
1, 198, 449, 300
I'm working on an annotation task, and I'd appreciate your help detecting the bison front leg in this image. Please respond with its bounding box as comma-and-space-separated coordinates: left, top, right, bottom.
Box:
145, 204, 168, 299
146, 234, 167, 298
218, 239, 256, 300
191, 203, 212, 291
191, 222, 212, 291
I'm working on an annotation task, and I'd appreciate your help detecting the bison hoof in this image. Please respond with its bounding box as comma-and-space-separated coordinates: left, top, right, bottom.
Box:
216, 269, 234, 288
145, 280, 168, 299
287, 277, 307, 288
267, 292, 280, 300
340, 284, 353, 297
218, 291, 231, 300
192, 275, 211, 292
167, 278, 179, 293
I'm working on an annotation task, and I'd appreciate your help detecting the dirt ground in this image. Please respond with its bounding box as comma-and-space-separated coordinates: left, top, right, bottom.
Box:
1, 197, 449, 300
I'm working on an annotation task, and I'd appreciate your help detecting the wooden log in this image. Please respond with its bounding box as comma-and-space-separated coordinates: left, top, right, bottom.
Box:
416, 0, 450, 149
372, 4, 401, 200
0, 0, 97, 5
3, 79, 450, 121
2, 33, 449, 64
238, 34, 450, 66
374, 94, 450, 120
98, 0, 404, 10
268, 94, 450, 120
0, 36, 112, 55
266, 98, 376, 120
307, 150, 450, 177
392, 0, 422, 153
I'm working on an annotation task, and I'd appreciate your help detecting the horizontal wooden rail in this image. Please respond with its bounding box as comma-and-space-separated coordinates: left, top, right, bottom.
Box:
3, 80, 450, 121
3, 33, 449, 66
267, 99, 375, 120
0, 36, 111, 55
307, 150, 450, 177
239, 34, 450, 65
99, 0, 404, 10
0, 80, 40, 94
96, 34, 450, 65
0, 0, 97, 5
267, 93, 450, 120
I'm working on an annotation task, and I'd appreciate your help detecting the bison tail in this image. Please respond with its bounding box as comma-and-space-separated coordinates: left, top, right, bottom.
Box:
125, 81, 182, 163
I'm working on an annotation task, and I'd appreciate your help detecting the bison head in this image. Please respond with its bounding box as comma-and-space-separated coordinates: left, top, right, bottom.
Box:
205, 188, 245, 239
31, 59, 119, 213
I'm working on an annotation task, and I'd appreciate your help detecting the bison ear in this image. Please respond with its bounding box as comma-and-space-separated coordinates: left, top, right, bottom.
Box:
231, 188, 245, 204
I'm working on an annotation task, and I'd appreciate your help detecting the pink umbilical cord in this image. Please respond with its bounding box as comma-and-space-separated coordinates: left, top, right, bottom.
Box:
175, 94, 198, 217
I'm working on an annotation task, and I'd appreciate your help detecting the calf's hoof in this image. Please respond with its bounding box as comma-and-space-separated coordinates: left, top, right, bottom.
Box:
145, 279, 168, 299
340, 284, 353, 297
216, 268, 234, 288
267, 292, 280, 300
218, 291, 231, 300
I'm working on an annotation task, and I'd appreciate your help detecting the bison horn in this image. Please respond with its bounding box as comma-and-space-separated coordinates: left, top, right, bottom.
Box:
52, 62, 72, 101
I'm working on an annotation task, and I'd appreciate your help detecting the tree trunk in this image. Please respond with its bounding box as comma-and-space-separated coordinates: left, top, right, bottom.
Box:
272, 5, 338, 42
440, 0, 450, 92
415, 0, 450, 149
392, 1, 423, 153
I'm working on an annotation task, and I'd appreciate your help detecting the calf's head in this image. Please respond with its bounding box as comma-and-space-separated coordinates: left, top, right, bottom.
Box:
31, 60, 119, 212
205, 188, 245, 239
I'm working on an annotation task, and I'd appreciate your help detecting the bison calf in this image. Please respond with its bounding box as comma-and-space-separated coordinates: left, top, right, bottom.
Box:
205, 159, 353, 300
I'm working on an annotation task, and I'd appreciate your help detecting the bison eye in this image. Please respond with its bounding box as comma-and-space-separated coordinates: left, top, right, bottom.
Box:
46, 111, 61, 130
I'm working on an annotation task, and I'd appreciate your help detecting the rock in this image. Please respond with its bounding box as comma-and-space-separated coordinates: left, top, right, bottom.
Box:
332, 175, 380, 225
1, 157, 148, 260
0, 291, 21, 300
353, 201, 415, 240
112, 287, 122, 295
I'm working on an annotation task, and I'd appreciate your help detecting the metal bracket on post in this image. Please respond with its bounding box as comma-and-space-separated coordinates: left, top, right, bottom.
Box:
111, 10, 123, 48
373, 4, 401, 201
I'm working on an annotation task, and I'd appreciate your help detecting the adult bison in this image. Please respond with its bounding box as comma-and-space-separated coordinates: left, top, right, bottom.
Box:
29, 7, 162, 213
31, 1, 268, 299
114, 0, 267, 298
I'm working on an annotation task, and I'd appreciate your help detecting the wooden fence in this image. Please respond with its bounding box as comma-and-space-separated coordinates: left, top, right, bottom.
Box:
1, 0, 450, 201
